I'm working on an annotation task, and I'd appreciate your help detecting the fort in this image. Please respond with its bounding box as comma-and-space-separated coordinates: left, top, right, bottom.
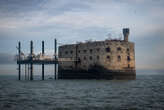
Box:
58, 28, 136, 80
16, 28, 136, 80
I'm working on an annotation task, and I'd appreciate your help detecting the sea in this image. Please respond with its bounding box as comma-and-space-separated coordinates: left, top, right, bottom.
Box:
0, 64, 164, 110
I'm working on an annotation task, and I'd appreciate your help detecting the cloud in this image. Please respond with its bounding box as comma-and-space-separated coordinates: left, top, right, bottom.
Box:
0, 0, 164, 71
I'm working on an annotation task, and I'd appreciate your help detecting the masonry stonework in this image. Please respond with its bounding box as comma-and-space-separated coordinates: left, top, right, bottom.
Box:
58, 28, 136, 80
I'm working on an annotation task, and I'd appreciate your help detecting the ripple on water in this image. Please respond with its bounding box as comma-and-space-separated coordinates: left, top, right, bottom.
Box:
0, 75, 164, 110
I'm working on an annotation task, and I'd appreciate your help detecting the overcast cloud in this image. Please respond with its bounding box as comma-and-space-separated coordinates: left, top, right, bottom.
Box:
0, 0, 164, 70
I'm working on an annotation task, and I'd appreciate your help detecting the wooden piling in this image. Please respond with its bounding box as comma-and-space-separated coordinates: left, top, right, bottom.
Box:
30, 63, 33, 80
25, 64, 27, 80
54, 39, 57, 80
30, 41, 33, 80
18, 41, 21, 80
42, 41, 44, 80
28, 64, 29, 80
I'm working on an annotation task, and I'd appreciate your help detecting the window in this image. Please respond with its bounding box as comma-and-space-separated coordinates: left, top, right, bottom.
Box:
83, 50, 87, 53
78, 57, 81, 63
118, 55, 121, 61
107, 56, 110, 61
90, 49, 93, 53
107, 56, 110, 59
65, 51, 68, 54
78, 50, 80, 53
70, 50, 73, 54
117, 47, 121, 51
84, 56, 86, 60
96, 48, 100, 52
89, 56, 92, 60
106, 47, 111, 52
127, 56, 131, 61
97, 56, 99, 60
127, 48, 130, 52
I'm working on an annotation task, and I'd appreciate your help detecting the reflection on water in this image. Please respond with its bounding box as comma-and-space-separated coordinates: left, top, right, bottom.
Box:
0, 74, 164, 110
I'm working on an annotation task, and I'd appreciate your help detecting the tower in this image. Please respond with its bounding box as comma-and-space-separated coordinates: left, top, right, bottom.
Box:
123, 28, 129, 42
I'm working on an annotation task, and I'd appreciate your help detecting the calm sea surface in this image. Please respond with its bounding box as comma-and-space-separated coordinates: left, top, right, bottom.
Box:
0, 73, 164, 110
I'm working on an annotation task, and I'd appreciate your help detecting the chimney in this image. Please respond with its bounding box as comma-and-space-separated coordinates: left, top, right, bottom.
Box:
123, 28, 129, 42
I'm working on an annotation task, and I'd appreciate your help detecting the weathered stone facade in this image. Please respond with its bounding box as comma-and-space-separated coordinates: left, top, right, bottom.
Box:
58, 28, 136, 79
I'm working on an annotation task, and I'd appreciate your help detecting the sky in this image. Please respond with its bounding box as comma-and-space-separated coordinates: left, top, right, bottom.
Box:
0, 0, 164, 71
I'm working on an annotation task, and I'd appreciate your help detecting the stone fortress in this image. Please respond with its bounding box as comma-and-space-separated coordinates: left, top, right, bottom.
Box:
58, 28, 136, 80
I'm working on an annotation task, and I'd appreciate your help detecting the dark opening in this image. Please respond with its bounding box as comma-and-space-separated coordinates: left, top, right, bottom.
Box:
118, 55, 121, 61
97, 56, 99, 60
78, 57, 81, 63
89, 56, 92, 60
97, 48, 100, 52
127, 56, 131, 61
106, 47, 110, 52
83, 50, 87, 53
65, 51, 68, 54
70, 50, 73, 54
107, 56, 110, 59
90, 49, 93, 53
117, 47, 121, 51
107, 56, 110, 61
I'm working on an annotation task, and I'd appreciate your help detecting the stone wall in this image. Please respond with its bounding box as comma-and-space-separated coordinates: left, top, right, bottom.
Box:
58, 40, 135, 72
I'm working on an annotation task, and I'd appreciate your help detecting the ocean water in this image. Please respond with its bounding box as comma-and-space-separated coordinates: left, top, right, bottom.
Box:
0, 73, 164, 110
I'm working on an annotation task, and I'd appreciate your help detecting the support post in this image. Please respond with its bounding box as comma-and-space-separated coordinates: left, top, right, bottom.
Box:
42, 41, 44, 80
25, 64, 27, 80
18, 41, 21, 80
28, 64, 29, 80
30, 63, 33, 80
54, 39, 57, 80
30, 41, 33, 80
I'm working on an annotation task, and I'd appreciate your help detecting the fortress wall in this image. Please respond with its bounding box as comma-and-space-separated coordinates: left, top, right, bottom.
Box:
58, 40, 135, 71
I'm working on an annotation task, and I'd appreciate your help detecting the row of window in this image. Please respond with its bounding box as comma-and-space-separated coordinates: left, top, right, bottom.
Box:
64, 47, 130, 55
79, 55, 131, 62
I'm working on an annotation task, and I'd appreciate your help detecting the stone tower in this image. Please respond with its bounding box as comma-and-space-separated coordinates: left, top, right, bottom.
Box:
123, 28, 129, 42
